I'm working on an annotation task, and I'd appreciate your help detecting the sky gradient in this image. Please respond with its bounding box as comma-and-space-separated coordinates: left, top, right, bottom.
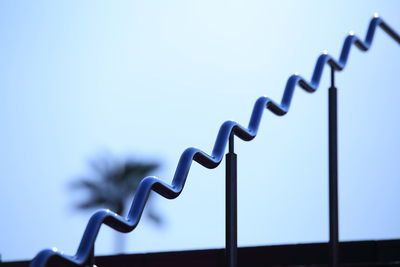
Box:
0, 0, 399, 262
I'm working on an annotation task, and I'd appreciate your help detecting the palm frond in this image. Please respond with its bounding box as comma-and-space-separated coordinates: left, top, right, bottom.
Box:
70, 155, 163, 225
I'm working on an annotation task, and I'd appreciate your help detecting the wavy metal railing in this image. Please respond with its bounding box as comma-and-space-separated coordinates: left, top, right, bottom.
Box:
31, 14, 400, 267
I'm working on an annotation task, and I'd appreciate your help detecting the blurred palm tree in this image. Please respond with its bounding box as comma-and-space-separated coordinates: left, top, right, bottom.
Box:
70, 155, 162, 253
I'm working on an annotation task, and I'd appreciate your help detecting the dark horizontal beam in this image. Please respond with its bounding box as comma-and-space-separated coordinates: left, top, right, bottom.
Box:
4, 239, 400, 267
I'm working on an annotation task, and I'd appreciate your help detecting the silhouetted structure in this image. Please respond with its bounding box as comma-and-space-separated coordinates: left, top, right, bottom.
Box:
5, 240, 400, 266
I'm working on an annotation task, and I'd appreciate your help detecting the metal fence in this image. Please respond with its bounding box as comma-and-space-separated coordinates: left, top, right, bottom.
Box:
30, 14, 400, 267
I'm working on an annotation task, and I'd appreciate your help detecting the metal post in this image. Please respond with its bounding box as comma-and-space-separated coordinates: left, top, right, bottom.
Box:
226, 133, 237, 267
85, 246, 95, 267
329, 66, 339, 267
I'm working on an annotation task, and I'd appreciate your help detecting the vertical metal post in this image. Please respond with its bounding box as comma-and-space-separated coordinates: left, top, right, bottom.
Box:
329, 66, 339, 267
226, 133, 237, 267
86, 246, 95, 267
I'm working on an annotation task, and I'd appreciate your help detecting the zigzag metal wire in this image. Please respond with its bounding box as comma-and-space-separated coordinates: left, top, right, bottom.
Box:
31, 14, 400, 267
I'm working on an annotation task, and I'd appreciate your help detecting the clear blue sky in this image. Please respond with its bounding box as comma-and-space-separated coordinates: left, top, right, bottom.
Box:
0, 0, 399, 262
